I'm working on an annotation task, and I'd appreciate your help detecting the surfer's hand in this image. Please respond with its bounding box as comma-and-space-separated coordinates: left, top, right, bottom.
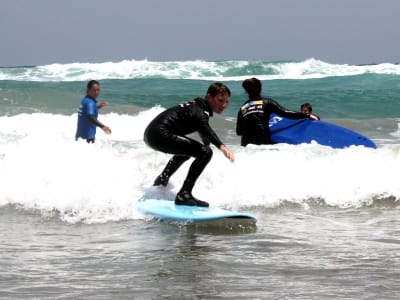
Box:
220, 144, 234, 162
102, 125, 112, 135
309, 114, 319, 120
98, 101, 109, 109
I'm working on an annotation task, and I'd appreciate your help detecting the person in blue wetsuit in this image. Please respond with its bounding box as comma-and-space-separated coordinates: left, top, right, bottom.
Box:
75, 80, 112, 143
144, 82, 234, 207
236, 77, 319, 146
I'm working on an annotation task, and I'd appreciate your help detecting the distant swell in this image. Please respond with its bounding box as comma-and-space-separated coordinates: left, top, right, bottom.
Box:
1, 58, 399, 82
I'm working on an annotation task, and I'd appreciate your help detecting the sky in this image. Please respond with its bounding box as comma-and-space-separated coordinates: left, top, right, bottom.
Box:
1, 0, 399, 66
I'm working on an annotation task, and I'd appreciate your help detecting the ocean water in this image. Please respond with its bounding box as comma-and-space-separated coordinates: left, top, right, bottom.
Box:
1, 59, 400, 299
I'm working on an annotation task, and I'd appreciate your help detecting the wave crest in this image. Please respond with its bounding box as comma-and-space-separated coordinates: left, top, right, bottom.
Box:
1, 58, 399, 82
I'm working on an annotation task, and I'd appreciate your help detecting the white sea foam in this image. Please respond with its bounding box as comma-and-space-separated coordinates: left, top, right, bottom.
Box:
1, 59, 399, 82
389, 119, 400, 138
0, 111, 399, 224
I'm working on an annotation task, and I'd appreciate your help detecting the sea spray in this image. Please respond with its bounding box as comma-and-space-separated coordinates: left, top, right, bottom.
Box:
1, 59, 400, 82
1, 112, 398, 223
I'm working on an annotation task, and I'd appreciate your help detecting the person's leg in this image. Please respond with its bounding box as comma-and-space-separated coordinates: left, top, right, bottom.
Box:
145, 129, 190, 186
153, 155, 190, 186
175, 144, 212, 207
146, 132, 212, 206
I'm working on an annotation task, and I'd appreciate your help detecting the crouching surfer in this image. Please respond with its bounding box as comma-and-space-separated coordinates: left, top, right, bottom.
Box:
144, 82, 234, 207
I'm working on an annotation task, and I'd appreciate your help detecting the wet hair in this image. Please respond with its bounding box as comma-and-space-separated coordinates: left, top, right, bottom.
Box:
87, 80, 100, 90
242, 77, 262, 99
300, 102, 313, 113
206, 82, 231, 97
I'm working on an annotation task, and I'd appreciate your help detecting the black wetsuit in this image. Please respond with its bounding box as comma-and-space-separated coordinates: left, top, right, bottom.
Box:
236, 97, 310, 146
144, 97, 223, 193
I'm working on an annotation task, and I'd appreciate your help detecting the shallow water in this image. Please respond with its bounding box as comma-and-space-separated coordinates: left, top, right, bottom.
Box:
1, 203, 399, 299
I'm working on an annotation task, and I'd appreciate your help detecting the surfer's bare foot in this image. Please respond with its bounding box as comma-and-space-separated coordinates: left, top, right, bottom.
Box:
175, 190, 209, 207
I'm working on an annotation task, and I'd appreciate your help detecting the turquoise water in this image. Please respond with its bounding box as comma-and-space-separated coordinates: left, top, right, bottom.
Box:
2, 59, 400, 144
1, 59, 400, 119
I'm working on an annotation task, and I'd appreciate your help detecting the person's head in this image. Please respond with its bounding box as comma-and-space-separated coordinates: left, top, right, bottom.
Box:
87, 80, 100, 99
300, 102, 313, 114
205, 82, 231, 114
242, 77, 262, 99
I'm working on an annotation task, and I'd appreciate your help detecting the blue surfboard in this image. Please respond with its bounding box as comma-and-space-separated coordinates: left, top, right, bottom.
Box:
137, 199, 257, 226
269, 114, 376, 149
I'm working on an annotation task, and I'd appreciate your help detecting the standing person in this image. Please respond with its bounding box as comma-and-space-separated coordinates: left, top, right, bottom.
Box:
144, 82, 234, 207
300, 102, 320, 120
75, 80, 112, 143
236, 77, 319, 147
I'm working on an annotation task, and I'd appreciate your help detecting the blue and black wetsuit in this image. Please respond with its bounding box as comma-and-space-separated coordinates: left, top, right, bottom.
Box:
75, 96, 105, 143
144, 97, 223, 204
236, 97, 310, 146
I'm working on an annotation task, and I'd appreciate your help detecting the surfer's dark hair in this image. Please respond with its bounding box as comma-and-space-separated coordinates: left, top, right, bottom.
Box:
300, 102, 313, 113
207, 82, 231, 97
87, 80, 100, 90
242, 77, 262, 99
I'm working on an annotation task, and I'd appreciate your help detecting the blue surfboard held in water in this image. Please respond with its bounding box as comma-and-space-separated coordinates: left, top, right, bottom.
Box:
137, 199, 257, 225
269, 114, 376, 149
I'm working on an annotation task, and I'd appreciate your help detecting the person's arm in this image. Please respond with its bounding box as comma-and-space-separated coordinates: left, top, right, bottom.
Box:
267, 98, 310, 120
87, 115, 112, 134
198, 122, 223, 148
86, 100, 111, 134
197, 111, 234, 162
310, 113, 320, 120
219, 144, 234, 162
199, 123, 234, 162
198, 131, 211, 146
97, 101, 109, 109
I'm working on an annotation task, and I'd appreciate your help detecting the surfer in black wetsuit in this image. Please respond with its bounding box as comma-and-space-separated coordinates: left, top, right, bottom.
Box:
144, 82, 234, 207
236, 77, 319, 146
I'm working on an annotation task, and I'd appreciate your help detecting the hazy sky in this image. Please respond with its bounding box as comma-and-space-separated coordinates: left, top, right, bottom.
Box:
1, 0, 399, 66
